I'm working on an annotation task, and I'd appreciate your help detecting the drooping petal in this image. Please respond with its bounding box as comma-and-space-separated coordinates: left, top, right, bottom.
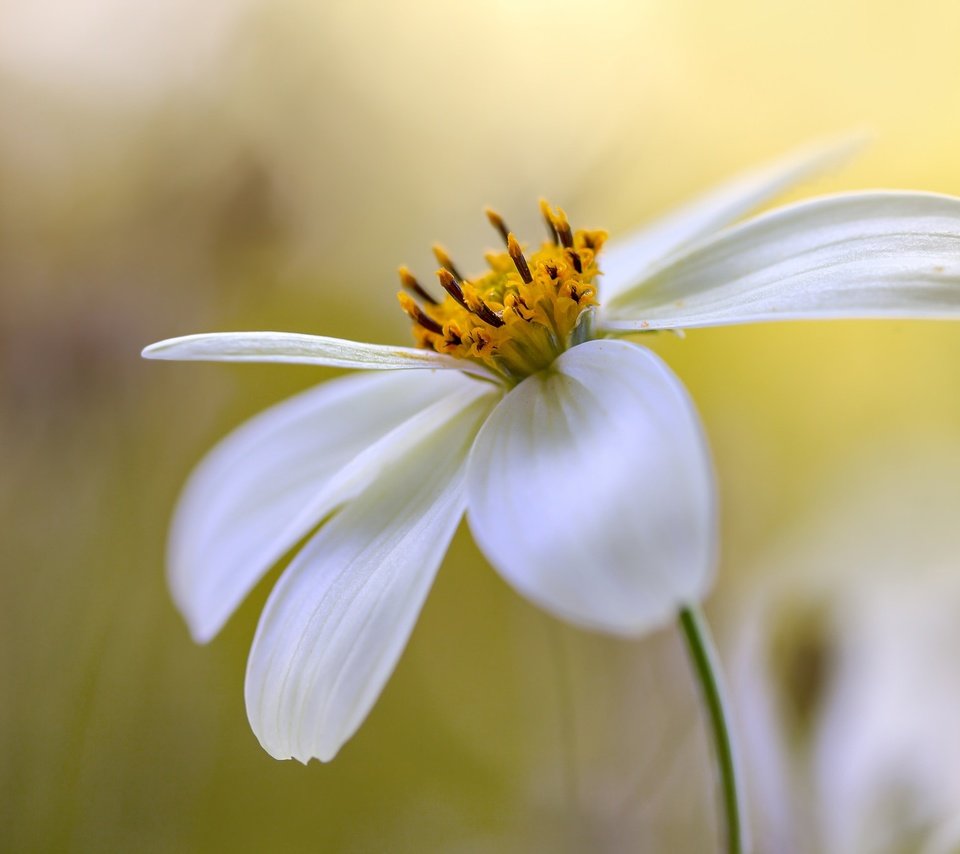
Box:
170, 369, 483, 643
603, 191, 960, 330
142, 331, 493, 377
466, 339, 716, 636
600, 135, 862, 300
244, 387, 497, 763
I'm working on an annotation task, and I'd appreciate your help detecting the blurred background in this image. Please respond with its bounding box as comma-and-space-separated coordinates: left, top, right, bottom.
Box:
2, 0, 960, 851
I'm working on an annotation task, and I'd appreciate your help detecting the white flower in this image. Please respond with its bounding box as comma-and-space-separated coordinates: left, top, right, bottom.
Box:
143, 139, 960, 763
730, 445, 960, 854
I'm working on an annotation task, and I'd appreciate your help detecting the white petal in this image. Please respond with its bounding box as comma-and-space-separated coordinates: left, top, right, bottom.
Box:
600, 135, 862, 300
244, 388, 497, 762
603, 191, 960, 329
142, 331, 493, 377
466, 339, 716, 636
170, 369, 483, 643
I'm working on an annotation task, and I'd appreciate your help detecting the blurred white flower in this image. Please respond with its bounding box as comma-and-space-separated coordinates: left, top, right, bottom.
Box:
925, 815, 960, 854
144, 139, 960, 763
732, 445, 960, 854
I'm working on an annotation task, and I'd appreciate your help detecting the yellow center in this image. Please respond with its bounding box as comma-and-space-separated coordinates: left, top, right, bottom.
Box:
397, 201, 607, 384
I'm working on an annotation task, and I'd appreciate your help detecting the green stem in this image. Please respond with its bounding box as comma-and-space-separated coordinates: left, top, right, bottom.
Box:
678, 605, 747, 854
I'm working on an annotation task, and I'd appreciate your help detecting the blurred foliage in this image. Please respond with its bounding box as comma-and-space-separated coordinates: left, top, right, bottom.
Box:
2, 0, 960, 851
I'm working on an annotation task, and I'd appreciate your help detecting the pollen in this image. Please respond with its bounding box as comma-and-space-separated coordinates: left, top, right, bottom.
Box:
397, 202, 607, 383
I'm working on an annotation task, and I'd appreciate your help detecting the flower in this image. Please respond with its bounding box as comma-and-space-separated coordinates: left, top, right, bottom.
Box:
730, 445, 960, 853
143, 139, 960, 763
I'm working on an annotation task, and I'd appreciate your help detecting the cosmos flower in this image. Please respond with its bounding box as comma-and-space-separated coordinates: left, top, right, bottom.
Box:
731, 447, 960, 854
143, 139, 960, 763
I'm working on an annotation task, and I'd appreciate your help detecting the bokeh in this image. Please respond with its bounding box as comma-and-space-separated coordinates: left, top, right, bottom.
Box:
2, 0, 960, 851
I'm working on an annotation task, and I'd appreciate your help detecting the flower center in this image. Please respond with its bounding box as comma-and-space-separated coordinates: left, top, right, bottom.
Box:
397, 201, 607, 384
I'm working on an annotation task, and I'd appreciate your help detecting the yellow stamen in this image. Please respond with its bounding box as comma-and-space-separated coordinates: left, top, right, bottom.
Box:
484, 207, 511, 245
432, 245, 463, 282
506, 233, 533, 284
397, 292, 444, 335
398, 202, 607, 383
398, 265, 438, 305
551, 206, 574, 248
539, 198, 560, 245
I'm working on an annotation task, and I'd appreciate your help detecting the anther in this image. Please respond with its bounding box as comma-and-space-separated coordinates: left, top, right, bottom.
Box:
466, 327, 492, 352
398, 266, 438, 305
437, 270, 504, 328
432, 245, 464, 283
471, 298, 505, 328
437, 268, 470, 310
484, 207, 511, 245
505, 292, 533, 320
566, 249, 583, 274
552, 207, 574, 248
506, 233, 533, 284
397, 293, 444, 334
445, 323, 463, 346
540, 199, 559, 245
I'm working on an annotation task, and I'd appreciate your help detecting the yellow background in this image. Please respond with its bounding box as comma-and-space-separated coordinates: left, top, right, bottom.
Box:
2, 0, 959, 850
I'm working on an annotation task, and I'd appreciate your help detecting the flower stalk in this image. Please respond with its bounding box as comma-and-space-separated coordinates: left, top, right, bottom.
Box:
678, 606, 746, 854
